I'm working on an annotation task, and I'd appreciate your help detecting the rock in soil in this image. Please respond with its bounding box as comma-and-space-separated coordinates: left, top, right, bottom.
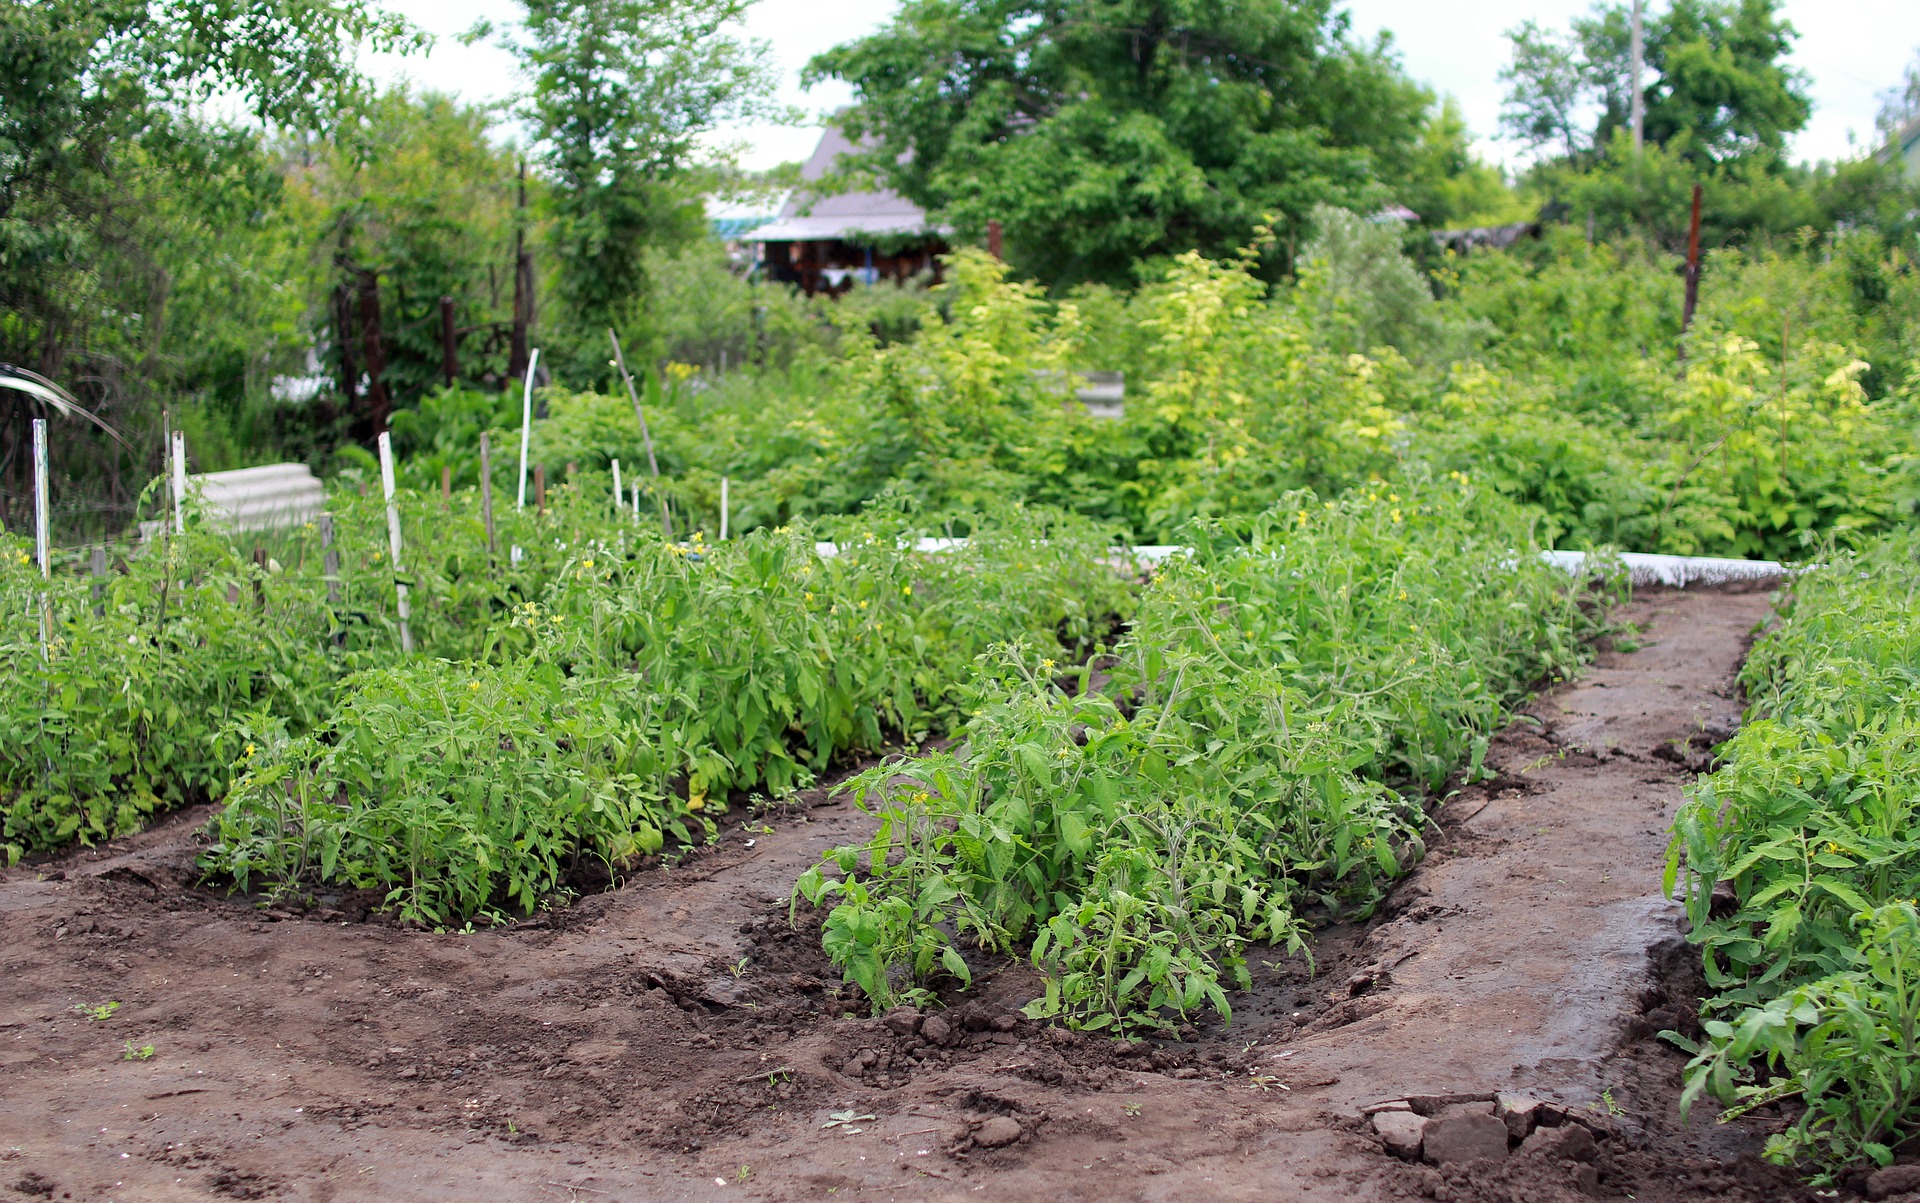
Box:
1495, 1092, 1542, 1140
974, 1116, 1024, 1148
921, 1014, 954, 1046
1372, 1109, 1428, 1160
1423, 1108, 1510, 1166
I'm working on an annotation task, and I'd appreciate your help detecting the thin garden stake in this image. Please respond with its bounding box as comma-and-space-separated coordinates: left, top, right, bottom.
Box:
32, 418, 50, 658
170, 431, 187, 534
517, 346, 540, 511
611, 459, 623, 518
479, 431, 496, 558
377, 431, 414, 654
607, 328, 671, 538
90, 547, 106, 618
319, 513, 345, 649
632, 481, 641, 524
720, 476, 729, 540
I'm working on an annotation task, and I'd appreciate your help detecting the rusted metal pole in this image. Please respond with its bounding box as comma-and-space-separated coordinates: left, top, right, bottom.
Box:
1681, 184, 1703, 337
439, 295, 457, 387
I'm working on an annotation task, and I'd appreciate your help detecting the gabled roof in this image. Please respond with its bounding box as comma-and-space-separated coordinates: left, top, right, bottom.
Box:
743, 127, 948, 242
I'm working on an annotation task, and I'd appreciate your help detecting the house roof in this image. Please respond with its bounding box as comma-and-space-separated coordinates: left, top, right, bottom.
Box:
743, 127, 949, 243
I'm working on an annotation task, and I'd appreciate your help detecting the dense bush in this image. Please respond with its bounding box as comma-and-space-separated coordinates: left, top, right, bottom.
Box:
796, 478, 1605, 1030
1668, 531, 1920, 1174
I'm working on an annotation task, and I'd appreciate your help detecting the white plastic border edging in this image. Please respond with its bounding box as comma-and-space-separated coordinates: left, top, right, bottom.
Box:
811, 539, 1782, 589
1540, 549, 1784, 588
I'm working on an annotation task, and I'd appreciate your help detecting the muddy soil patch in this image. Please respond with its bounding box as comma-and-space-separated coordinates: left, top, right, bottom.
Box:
0, 584, 1819, 1202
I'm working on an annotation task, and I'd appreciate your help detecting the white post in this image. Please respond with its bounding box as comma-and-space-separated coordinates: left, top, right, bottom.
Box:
611, 459, 622, 516
720, 476, 729, 541
32, 419, 50, 657
377, 431, 414, 654
170, 431, 187, 534
517, 347, 540, 511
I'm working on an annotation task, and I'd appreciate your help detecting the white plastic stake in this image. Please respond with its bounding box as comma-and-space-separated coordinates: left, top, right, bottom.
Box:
517, 347, 540, 511
720, 476, 729, 541
632, 482, 641, 523
32, 419, 49, 579
32, 419, 50, 657
170, 431, 187, 534
377, 431, 414, 654
611, 459, 622, 515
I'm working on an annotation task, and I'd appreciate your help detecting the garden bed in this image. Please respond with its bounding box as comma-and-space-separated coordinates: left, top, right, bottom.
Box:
0, 584, 1823, 1203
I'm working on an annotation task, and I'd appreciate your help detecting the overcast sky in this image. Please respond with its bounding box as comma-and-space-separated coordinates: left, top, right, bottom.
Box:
367, 0, 1918, 172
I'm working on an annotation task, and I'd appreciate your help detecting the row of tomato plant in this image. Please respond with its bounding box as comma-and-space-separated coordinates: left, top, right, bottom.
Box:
794, 477, 1608, 1031
1666, 531, 1920, 1177
2, 477, 1131, 926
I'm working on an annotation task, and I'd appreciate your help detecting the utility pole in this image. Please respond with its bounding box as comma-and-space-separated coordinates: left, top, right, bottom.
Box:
1630, 0, 1646, 153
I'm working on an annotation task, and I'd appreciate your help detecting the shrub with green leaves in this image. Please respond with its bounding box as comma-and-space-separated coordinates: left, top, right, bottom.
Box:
796, 478, 1602, 1031
1668, 531, 1920, 1175
198, 502, 1131, 922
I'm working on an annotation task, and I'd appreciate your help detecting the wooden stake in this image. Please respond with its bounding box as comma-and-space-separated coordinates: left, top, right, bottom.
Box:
607, 328, 672, 538
377, 431, 414, 654
319, 513, 344, 648
90, 546, 107, 617
479, 432, 496, 558
442, 465, 452, 509
534, 463, 546, 515
252, 546, 268, 608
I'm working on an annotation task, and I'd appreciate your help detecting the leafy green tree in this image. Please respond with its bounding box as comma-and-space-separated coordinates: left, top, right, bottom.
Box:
806, 0, 1439, 287
506, 0, 782, 378
1501, 0, 1811, 168
1499, 20, 1591, 162
0, 0, 418, 524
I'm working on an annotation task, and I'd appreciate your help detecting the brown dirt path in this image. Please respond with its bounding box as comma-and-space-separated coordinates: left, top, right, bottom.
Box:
0, 585, 1812, 1203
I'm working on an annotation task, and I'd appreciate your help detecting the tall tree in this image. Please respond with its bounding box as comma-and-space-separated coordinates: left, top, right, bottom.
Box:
509, 0, 781, 376
1501, 0, 1810, 167
0, 0, 418, 525
806, 0, 1436, 288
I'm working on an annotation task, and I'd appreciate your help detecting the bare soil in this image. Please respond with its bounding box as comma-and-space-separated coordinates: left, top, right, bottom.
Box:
0, 584, 1825, 1202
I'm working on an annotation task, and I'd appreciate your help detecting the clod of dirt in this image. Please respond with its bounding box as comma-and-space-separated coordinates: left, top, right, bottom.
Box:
973, 1116, 1024, 1149
11, 1173, 55, 1199
1518, 1122, 1597, 1164
881, 1007, 922, 1036
921, 1015, 954, 1046
1372, 1109, 1428, 1160
1867, 1164, 1920, 1201
1495, 1093, 1542, 1140
1422, 1105, 1509, 1166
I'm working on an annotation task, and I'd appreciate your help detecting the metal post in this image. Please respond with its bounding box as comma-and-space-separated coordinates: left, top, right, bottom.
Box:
479, 432, 496, 558
1681, 183, 1704, 337
439, 295, 458, 387
607, 328, 672, 539
377, 431, 414, 654
517, 347, 540, 511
